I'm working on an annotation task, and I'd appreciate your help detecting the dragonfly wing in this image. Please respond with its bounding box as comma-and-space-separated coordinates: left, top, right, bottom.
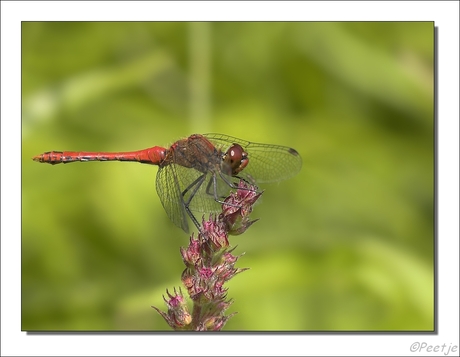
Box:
156, 165, 190, 233
204, 133, 302, 184
172, 165, 230, 214
156, 164, 231, 233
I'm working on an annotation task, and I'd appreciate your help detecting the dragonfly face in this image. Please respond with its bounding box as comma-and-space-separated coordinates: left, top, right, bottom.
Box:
220, 144, 249, 177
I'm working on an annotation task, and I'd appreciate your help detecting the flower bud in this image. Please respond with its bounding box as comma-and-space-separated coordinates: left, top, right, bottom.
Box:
152, 288, 192, 329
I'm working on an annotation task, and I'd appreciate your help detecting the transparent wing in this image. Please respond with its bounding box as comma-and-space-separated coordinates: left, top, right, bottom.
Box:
203, 133, 302, 184
174, 165, 235, 213
156, 162, 236, 233
156, 165, 190, 233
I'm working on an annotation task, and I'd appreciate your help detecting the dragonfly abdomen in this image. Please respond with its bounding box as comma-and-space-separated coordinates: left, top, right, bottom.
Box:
33, 147, 167, 165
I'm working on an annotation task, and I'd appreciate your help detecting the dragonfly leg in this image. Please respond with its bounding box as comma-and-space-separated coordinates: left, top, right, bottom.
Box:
216, 172, 239, 190
202, 173, 229, 206
180, 172, 259, 233
184, 205, 202, 233
217, 171, 258, 192
203, 173, 253, 210
213, 172, 259, 203
204, 174, 224, 199
181, 174, 206, 206
181, 174, 207, 232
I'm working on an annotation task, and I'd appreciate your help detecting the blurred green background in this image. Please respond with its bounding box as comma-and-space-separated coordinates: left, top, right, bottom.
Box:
22, 22, 434, 331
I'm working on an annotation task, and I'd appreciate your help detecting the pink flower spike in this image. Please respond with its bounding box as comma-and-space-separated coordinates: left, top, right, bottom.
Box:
154, 179, 262, 331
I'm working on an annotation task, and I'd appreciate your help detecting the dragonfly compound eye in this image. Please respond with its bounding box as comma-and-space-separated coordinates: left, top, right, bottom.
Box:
224, 144, 249, 176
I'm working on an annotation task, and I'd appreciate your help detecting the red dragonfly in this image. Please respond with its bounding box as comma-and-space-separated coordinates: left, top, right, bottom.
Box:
33, 133, 302, 233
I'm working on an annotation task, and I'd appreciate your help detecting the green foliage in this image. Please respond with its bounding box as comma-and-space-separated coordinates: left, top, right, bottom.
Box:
22, 22, 433, 331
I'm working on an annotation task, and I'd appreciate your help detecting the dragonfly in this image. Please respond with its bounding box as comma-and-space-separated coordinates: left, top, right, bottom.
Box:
33, 133, 302, 233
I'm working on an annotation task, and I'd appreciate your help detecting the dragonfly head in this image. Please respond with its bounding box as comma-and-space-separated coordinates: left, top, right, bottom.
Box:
222, 143, 249, 176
